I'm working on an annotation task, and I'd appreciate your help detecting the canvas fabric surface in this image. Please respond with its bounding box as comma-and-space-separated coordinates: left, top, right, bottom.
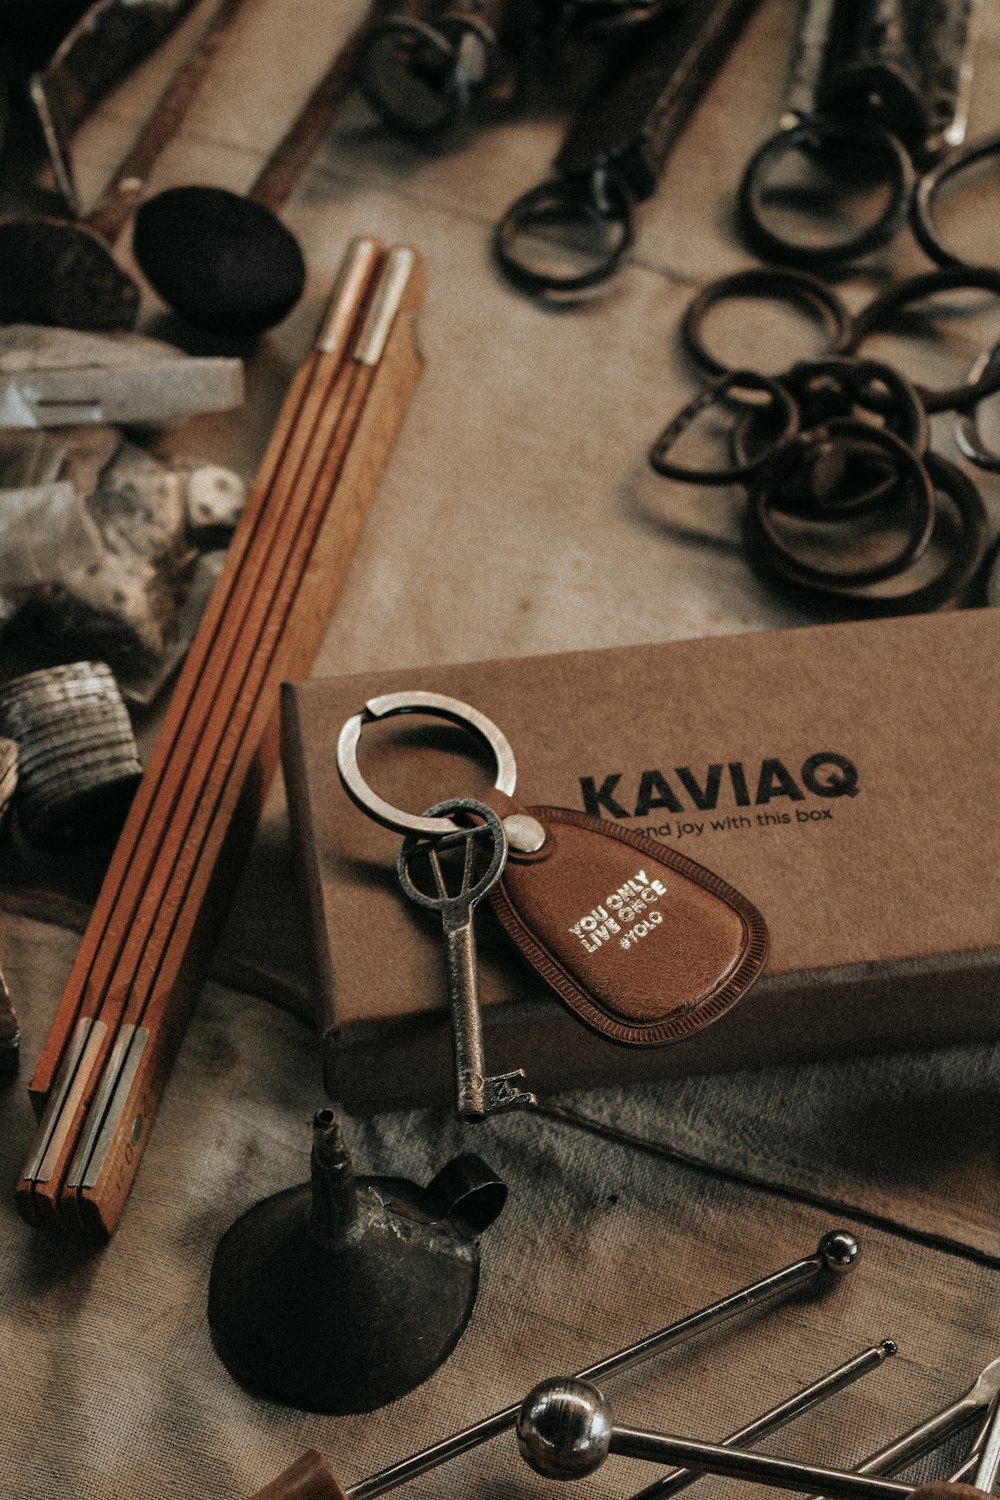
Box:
3, 908, 1000, 1500
2, 0, 1000, 1494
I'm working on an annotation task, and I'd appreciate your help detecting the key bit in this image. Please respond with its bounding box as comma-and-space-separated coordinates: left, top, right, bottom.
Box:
482, 1069, 536, 1116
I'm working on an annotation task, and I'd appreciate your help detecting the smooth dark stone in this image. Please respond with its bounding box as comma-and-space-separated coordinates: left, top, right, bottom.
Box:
133, 185, 307, 336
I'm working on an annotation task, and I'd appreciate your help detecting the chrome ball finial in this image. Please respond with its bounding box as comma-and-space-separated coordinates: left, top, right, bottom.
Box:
516, 1378, 613, 1480
818, 1230, 860, 1273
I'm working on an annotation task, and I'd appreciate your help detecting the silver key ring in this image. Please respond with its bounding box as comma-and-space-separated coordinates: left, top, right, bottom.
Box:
336, 690, 518, 836
955, 341, 1000, 473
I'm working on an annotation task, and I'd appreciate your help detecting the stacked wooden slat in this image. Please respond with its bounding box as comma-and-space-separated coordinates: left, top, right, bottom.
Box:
17, 237, 425, 1237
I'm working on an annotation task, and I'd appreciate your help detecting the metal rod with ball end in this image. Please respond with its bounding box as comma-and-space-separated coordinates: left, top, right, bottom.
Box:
514, 1378, 993, 1500
246, 1232, 860, 1499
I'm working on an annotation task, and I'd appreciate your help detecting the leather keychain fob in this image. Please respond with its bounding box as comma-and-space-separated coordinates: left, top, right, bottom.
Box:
482, 787, 767, 1044
337, 692, 769, 1047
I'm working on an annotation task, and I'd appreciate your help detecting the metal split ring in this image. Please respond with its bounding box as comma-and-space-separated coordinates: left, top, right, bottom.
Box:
955, 341, 1000, 472
745, 420, 936, 587
732, 358, 928, 507
681, 267, 853, 381
336, 690, 517, 836
493, 174, 634, 297
684, 267, 1000, 417
781, 358, 928, 456
911, 130, 1000, 270
744, 452, 987, 616
845, 267, 1000, 413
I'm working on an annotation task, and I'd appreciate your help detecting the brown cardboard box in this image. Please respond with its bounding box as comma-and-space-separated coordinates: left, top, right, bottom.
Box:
281, 610, 1000, 1113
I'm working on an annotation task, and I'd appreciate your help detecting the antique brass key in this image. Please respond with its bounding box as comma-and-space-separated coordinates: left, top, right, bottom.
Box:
397, 797, 536, 1121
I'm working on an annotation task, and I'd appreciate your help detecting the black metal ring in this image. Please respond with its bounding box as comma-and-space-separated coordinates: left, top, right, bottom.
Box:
682, 267, 853, 381
354, 18, 463, 136
846, 266, 1000, 412
493, 175, 635, 297
733, 357, 928, 497
779, 436, 901, 517
744, 451, 987, 615
649, 371, 798, 485
751, 428, 900, 520
911, 130, 1000, 270
738, 117, 915, 271
955, 341, 1000, 472
747, 419, 935, 586
786, 358, 928, 455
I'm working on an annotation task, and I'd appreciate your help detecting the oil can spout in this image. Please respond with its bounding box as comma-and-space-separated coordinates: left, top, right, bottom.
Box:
309, 1109, 358, 1244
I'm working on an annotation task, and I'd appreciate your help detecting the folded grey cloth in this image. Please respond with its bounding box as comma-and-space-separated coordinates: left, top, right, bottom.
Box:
542, 1044, 1000, 1262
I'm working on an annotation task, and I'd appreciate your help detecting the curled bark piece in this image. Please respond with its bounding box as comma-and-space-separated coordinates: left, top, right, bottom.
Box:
0, 737, 17, 829
0, 662, 141, 849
